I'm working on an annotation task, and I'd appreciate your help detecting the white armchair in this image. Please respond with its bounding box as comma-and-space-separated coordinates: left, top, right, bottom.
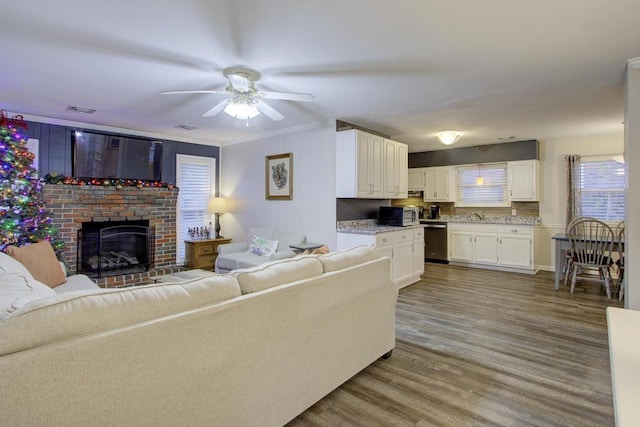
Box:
215, 227, 306, 273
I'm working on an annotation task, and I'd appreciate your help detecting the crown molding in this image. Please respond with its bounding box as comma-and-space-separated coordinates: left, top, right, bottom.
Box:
628, 57, 640, 68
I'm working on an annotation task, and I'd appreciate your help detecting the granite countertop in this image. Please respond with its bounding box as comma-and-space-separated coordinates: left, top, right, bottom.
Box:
424, 214, 541, 225
337, 215, 540, 235
336, 219, 425, 235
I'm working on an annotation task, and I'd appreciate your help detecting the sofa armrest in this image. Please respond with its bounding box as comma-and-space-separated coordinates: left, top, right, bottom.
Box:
59, 261, 68, 279
268, 249, 297, 262
217, 242, 248, 255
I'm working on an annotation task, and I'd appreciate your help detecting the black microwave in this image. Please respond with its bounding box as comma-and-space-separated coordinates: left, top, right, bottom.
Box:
378, 206, 419, 227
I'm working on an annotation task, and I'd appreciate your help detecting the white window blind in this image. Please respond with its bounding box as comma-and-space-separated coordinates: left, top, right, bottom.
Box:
176, 154, 216, 264
580, 158, 624, 222
456, 163, 509, 206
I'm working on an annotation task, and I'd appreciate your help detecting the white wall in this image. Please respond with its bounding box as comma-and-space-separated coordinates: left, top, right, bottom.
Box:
536, 134, 624, 271
624, 59, 640, 309
219, 123, 338, 249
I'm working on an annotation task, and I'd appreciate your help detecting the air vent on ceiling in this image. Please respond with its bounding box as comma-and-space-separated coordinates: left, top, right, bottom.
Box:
66, 105, 96, 114
175, 124, 198, 131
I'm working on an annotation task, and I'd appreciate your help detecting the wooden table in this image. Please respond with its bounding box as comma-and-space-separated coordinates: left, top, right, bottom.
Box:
551, 232, 622, 290
184, 238, 231, 270
551, 233, 571, 290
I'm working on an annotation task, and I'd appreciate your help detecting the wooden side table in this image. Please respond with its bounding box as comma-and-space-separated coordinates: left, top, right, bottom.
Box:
184, 238, 231, 270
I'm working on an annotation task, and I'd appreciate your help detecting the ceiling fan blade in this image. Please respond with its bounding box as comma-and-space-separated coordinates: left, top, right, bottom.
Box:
227, 73, 250, 92
255, 100, 284, 121
259, 91, 315, 102
161, 89, 228, 95
202, 99, 230, 117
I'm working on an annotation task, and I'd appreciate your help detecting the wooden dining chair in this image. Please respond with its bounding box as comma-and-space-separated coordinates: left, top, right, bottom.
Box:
567, 218, 615, 298
615, 221, 625, 300
563, 216, 598, 287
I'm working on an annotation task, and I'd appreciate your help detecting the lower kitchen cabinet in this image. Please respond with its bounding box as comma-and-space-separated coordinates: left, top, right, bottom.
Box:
448, 223, 536, 273
337, 226, 424, 288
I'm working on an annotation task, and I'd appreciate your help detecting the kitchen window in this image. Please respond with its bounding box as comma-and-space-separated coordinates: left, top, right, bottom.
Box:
580, 156, 624, 222
176, 154, 216, 264
456, 163, 509, 207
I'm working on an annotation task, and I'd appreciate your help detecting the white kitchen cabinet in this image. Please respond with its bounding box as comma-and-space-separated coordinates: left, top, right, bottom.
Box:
498, 226, 533, 269
508, 160, 539, 201
336, 129, 384, 198
449, 227, 474, 262
424, 167, 454, 202
448, 223, 536, 273
408, 168, 426, 191
336, 226, 424, 288
448, 224, 498, 264
412, 226, 425, 279
383, 139, 408, 199
474, 231, 499, 265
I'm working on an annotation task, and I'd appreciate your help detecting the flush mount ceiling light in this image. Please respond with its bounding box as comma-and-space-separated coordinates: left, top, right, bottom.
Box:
436, 131, 463, 146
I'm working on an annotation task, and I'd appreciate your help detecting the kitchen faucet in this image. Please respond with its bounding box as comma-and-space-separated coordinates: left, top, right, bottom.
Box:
472, 211, 484, 220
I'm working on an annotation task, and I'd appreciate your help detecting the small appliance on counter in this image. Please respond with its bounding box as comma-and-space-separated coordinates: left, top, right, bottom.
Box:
378, 206, 419, 226
428, 204, 440, 219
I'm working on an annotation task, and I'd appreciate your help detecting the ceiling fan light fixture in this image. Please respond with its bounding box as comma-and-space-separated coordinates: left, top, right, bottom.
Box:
223, 99, 260, 120
437, 131, 463, 146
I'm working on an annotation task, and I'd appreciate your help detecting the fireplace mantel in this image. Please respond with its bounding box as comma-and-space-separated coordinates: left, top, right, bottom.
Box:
43, 184, 183, 287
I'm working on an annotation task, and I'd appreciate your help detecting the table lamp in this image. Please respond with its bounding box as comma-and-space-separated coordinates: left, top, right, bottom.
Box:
208, 197, 228, 239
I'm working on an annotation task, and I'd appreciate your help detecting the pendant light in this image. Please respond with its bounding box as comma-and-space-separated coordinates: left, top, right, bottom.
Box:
476, 164, 484, 185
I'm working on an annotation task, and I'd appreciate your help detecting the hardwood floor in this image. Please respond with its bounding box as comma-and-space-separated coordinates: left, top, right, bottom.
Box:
288, 263, 624, 427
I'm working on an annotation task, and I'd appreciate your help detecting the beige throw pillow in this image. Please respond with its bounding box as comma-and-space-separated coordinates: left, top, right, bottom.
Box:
7, 241, 66, 288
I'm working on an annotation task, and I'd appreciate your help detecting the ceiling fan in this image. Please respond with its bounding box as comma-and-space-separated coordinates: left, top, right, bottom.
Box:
161, 67, 315, 123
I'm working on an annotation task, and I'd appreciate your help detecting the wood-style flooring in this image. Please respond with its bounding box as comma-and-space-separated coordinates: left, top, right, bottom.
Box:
288, 263, 624, 427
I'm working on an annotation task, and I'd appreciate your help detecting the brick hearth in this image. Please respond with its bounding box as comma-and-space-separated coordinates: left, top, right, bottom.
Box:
43, 184, 184, 287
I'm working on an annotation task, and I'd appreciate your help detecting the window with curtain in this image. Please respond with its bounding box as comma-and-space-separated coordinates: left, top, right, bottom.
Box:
456, 163, 509, 206
176, 154, 216, 264
580, 156, 624, 222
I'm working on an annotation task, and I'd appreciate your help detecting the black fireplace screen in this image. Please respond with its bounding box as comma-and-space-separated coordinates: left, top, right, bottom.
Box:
77, 220, 153, 278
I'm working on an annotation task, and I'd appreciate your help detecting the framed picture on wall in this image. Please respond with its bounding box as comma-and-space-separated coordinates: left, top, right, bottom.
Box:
265, 153, 293, 200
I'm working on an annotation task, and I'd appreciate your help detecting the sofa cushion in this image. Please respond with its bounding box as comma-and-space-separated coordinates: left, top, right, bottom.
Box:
0, 274, 57, 320
317, 245, 380, 273
232, 255, 323, 294
272, 230, 306, 251
7, 241, 66, 288
54, 274, 102, 294
0, 274, 242, 355
248, 235, 279, 256
0, 251, 34, 278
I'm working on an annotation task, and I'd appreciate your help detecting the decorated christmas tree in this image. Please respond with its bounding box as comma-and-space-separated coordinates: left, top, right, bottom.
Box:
0, 111, 63, 256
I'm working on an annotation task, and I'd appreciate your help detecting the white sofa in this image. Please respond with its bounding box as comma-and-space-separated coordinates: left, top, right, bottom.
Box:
0, 245, 397, 426
215, 226, 307, 273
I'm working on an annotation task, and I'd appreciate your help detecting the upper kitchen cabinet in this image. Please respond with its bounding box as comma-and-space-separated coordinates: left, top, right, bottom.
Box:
408, 168, 426, 191
424, 166, 454, 202
336, 129, 384, 198
508, 160, 539, 201
336, 130, 408, 199
383, 138, 408, 199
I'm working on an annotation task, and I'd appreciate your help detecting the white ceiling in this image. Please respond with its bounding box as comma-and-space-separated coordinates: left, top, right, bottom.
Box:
1, 0, 639, 152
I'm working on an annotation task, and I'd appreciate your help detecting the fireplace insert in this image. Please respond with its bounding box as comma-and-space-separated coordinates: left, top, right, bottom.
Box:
77, 220, 153, 278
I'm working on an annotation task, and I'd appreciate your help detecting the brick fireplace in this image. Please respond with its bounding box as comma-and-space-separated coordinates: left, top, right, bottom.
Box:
43, 184, 184, 288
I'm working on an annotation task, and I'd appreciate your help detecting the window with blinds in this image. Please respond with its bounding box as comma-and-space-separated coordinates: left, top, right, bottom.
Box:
580, 157, 624, 222
176, 154, 216, 264
456, 163, 509, 207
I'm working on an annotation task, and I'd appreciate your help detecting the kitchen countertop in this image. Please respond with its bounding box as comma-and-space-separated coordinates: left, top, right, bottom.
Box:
336, 219, 425, 235
421, 214, 541, 225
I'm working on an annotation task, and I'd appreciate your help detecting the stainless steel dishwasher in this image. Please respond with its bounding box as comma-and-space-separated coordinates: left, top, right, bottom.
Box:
423, 221, 448, 263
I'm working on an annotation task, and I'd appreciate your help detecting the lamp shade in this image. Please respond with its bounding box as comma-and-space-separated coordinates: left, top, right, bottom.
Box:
208, 197, 228, 214
224, 101, 260, 120
437, 131, 463, 146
